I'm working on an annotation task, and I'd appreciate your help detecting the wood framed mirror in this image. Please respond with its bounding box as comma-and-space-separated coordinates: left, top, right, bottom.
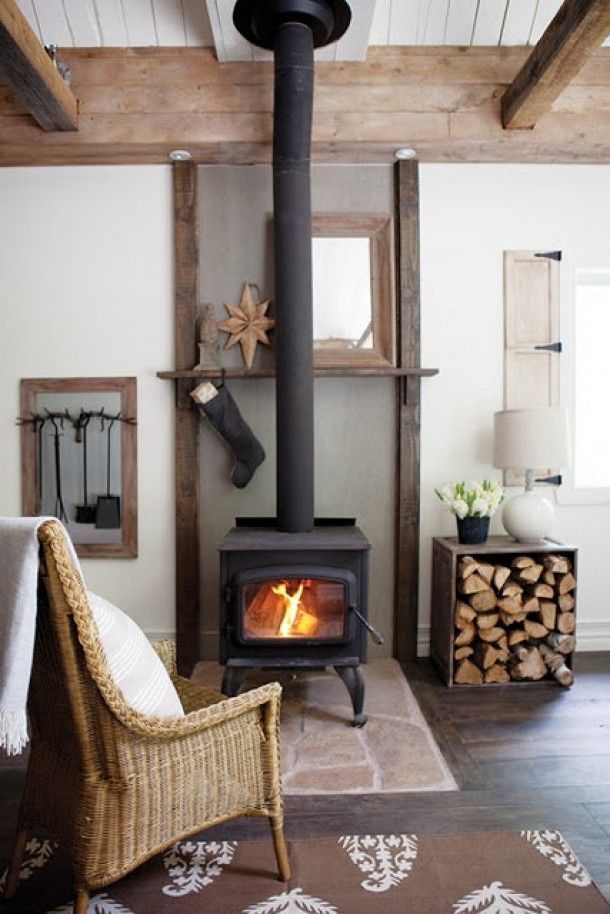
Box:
20, 377, 138, 558
312, 213, 396, 368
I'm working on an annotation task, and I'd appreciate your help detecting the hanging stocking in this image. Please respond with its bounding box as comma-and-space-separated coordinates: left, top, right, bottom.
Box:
191, 381, 265, 488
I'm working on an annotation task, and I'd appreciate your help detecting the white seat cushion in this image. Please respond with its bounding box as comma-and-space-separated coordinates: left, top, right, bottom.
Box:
88, 592, 184, 719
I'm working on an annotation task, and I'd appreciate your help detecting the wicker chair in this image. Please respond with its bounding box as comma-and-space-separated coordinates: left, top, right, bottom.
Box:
4, 520, 290, 914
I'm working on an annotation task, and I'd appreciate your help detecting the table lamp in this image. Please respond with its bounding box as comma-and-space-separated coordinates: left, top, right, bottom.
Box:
493, 407, 571, 543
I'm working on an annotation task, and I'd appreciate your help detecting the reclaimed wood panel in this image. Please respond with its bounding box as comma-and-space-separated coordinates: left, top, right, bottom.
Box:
173, 160, 200, 677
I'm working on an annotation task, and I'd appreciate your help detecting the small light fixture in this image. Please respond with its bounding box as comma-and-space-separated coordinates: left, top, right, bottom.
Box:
394, 147, 417, 160
169, 150, 192, 162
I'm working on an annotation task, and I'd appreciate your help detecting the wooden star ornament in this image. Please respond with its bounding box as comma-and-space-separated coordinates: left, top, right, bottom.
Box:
217, 282, 275, 368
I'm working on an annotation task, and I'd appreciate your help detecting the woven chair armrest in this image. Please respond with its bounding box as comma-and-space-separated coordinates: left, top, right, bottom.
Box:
152, 640, 177, 676
117, 681, 282, 740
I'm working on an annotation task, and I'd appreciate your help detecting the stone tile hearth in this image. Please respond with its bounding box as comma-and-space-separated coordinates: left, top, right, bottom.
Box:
192, 658, 457, 794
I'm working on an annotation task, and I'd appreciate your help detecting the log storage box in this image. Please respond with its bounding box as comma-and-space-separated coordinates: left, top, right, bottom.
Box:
430, 536, 578, 687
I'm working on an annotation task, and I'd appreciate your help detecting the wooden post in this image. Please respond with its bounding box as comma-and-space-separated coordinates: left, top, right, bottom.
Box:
393, 159, 421, 663
173, 160, 200, 676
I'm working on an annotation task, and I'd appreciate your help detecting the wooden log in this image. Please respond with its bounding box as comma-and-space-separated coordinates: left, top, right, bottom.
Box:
469, 590, 497, 613
502, 581, 523, 597
477, 562, 495, 585
557, 611, 575, 634
542, 569, 556, 587
474, 641, 500, 670
455, 600, 477, 627
540, 642, 574, 687
478, 626, 504, 643
497, 595, 523, 614
460, 573, 491, 594
509, 644, 548, 681
508, 629, 528, 647
485, 664, 510, 684
476, 612, 500, 631
544, 554, 570, 574
496, 634, 510, 662
558, 593, 575, 612
455, 621, 476, 646
518, 564, 544, 584
454, 658, 483, 685
457, 556, 479, 579
558, 572, 576, 594
547, 632, 576, 655
454, 645, 474, 660
532, 582, 554, 599
524, 619, 549, 639
493, 565, 511, 592
539, 600, 557, 630
512, 555, 536, 569
500, 610, 527, 626
522, 595, 540, 615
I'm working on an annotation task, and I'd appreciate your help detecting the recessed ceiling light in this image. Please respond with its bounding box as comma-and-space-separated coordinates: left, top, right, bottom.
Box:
394, 147, 417, 160
169, 149, 192, 162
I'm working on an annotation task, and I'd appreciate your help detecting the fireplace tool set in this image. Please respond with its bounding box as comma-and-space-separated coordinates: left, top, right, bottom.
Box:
17, 408, 135, 528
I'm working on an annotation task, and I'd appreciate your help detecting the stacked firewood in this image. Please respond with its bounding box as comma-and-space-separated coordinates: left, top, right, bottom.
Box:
453, 553, 576, 687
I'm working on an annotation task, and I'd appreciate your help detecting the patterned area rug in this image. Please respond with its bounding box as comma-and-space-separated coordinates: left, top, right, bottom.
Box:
1, 830, 608, 913
192, 659, 457, 794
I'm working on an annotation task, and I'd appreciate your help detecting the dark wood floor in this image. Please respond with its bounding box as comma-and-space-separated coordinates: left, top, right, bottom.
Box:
2, 652, 610, 903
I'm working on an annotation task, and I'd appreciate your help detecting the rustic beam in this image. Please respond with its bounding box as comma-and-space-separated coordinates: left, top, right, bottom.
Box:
502, 0, 610, 130
0, 47, 608, 163
0, 0, 77, 131
173, 160, 200, 677
393, 159, 421, 663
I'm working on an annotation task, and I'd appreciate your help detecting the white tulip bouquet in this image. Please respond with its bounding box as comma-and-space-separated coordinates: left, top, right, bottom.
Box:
435, 480, 504, 520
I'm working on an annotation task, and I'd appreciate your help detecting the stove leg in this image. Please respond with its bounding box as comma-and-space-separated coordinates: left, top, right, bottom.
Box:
334, 665, 367, 727
222, 666, 249, 696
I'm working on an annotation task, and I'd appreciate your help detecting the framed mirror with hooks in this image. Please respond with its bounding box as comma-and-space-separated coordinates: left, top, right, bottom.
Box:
19, 377, 137, 558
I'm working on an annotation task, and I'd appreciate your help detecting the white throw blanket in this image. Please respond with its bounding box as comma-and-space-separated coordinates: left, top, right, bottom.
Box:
0, 517, 80, 755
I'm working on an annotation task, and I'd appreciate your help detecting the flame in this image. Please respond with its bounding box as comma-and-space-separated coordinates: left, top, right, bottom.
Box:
273, 580, 305, 637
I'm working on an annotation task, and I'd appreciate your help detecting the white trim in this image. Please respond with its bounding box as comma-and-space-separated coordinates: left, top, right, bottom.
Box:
417, 621, 610, 657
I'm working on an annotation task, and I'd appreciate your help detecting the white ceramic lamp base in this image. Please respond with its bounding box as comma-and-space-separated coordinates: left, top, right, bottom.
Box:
502, 492, 555, 544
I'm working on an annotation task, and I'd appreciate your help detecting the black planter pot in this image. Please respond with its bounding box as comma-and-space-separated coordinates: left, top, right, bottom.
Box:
456, 516, 490, 545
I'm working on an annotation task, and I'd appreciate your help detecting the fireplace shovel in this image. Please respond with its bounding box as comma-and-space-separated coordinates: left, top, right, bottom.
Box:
95, 418, 121, 529
49, 416, 68, 523
75, 413, 96, 524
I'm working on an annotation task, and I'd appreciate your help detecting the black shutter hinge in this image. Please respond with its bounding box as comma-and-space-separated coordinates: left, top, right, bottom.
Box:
534, 342, 562, 353
535, 251, 562, 261
535, 474, 563, 486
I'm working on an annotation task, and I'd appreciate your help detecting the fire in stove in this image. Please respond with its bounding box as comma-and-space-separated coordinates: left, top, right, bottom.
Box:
243, 577, 346, 641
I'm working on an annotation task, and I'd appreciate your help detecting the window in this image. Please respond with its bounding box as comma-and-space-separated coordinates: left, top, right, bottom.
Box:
574, 271, 610, 489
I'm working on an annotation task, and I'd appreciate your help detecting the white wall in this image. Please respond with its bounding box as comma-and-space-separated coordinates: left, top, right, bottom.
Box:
419, 164, 610, 653
0, 166, 175, 637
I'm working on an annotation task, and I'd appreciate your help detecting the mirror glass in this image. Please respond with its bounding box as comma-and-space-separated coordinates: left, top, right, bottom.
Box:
312, 236, 373, 350
36, 391, 123, 545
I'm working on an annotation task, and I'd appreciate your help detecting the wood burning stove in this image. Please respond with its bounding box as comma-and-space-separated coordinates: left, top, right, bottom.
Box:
218, 1, 382, 725
219, 521, 377, 726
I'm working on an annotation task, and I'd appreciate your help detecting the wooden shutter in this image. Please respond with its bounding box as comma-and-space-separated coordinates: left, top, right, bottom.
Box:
503, 250, 561, 486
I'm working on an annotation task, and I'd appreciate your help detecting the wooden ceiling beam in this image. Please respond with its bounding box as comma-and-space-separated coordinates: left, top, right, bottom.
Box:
0, 47, 608, 163
502, 0, 610, 130
0, 0, 77, 131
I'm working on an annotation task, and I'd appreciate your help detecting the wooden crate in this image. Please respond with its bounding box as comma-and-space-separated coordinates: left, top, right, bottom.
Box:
430, 536, 578, 687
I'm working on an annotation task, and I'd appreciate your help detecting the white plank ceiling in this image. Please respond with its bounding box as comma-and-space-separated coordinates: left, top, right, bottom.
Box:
16, 0, 610, 53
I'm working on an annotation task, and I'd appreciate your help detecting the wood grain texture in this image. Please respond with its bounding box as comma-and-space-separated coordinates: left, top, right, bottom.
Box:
0, 46, 608, 164
502, 0, 610, 129
173, 161, 200, 677
0, 0, 78, 131
20, 376, 137, 558
393, 160, 421, 663
157, 367, 439, 379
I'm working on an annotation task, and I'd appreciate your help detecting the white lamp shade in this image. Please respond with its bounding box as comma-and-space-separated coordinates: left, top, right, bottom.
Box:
493, 407, 571, 470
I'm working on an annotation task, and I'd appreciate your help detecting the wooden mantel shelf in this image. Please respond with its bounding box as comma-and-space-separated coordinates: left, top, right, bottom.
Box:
157, 366, 439, 380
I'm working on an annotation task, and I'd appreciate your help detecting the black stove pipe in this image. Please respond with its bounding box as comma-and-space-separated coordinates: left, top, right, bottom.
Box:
273, 21, 315, 533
